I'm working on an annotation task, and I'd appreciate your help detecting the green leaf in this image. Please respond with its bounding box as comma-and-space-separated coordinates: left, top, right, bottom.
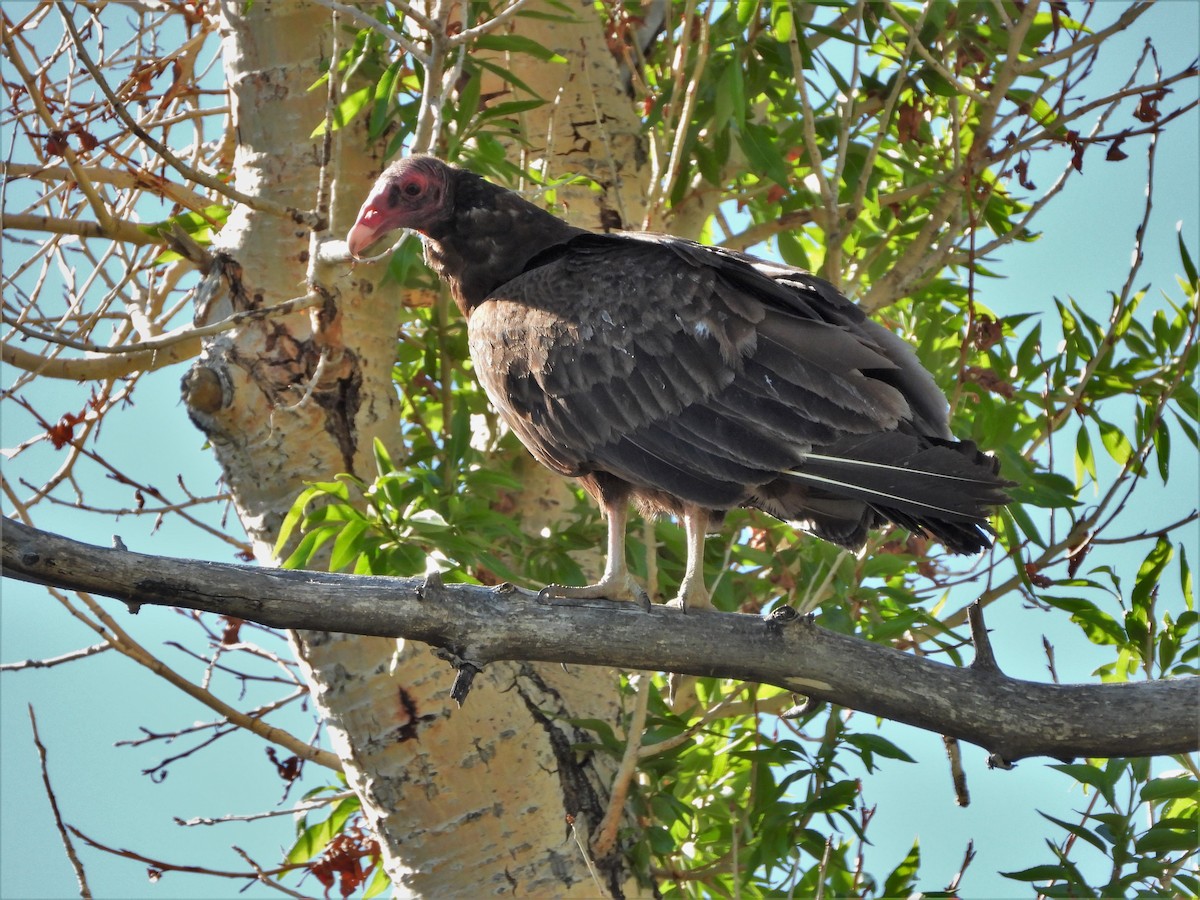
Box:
1075, 426, 1097, 486
363, 861, 391, 899
882, 839, 920, 898
1140, 776, 1199, 802
736, 121, 790, 187
1002, 863, 1072, 882
329, 518, 370, 571
844, 733, 916, 764
139, 205, 230, 239
472, 33, 567, 63
1051, 763, 1118, 807
1179, 222, 1199, 290
1135, 824, 1199, 854
286, 796, 361, 864
1131, 537, 1172, 613
1097, 420, 1134, 467
1038, 811, 1107, 853
311, 85, 372, 137
369, 60, 403, 139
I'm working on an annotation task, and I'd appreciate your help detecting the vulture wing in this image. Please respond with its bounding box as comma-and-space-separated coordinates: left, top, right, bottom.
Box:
468, 231, 1006, 552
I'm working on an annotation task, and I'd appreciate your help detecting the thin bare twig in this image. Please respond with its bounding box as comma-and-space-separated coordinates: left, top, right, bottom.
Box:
28, 706, 93, 899
1, 643, 111, 671
58, 5, 322, 229
592, 673, 651, 858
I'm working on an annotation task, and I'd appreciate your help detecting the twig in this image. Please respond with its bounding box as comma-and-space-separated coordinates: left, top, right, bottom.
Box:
28, 706, 93, 899
814, 835, 833, 900
58, 6, 321, 229
567, 814, 607, 898
0, 18, 114, 233
448, 0, 537, 47
231, 846, 313, 899
967, 602, 1001, 675
945, 839, 976, 894
175, 793, 350, 827
67, 825, 300, 881
591, 673, 651, 858
309, 0, 427, 64
1, 642, 111, 671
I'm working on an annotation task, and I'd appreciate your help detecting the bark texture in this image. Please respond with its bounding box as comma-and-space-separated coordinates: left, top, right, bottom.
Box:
183, 1, 654, 895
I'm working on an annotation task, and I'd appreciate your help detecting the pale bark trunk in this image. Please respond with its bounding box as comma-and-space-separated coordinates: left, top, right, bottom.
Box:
188, 1, 653, 896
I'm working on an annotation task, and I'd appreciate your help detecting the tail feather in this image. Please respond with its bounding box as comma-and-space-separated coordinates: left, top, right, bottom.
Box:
749, 433, 1012, 554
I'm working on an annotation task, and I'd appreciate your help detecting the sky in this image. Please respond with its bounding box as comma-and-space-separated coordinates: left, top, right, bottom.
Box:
2, 2, 1197, 898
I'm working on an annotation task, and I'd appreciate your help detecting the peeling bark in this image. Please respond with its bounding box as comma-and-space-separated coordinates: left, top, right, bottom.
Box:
177, 1, 656, 894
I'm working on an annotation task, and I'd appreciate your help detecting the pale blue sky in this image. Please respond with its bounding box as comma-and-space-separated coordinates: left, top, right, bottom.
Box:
2, 3, 1197, 897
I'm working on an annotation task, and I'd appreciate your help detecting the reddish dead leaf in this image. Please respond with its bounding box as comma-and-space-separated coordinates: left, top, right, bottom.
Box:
309, 825, 381, 900
973, 314, 1003, 350
765, 184, 787, 205
47, 410, 86, 449
1066, 531, 1093, 579
897, 101, 924, 145
1015, 157, 1036, 191
1024, 562, 1053, 589
266, 747, 301, 783
747, 528, 772, 552
220, 616, 243, 645
1106, 138, 1129, 162
471, 566, 500, 586
962, 366, 1015, 400
44, 130, 69, 157
1133, 88, 1167, 123
69, 123, 98, 152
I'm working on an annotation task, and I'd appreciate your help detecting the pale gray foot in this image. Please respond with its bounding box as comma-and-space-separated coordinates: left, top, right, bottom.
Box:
539, 574, 651, 611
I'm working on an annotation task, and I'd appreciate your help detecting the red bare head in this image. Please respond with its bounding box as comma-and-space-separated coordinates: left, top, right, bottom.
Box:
346, 156, 453, 259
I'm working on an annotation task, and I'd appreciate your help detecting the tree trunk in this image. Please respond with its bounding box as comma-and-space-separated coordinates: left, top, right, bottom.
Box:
185, 1, 652, 894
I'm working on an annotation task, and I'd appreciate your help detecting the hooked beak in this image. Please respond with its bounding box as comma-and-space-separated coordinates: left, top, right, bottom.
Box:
346, 193, 392, 259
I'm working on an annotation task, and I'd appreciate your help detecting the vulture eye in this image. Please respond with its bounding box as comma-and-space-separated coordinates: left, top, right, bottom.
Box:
402, 179, 423, 198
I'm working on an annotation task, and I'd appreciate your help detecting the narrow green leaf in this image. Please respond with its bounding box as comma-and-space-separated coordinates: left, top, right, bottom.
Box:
329, 518, 370, 571
369, 60, 403, 139
1180, 545, 1193, 609
1140, 776, 1199, 802
882, 839, 920, 898
363, 861, 391, 898
311, 85, 372, 137
1051, 763, 1118, 807
1098, 420, 1134, 467
736, 121, 790, 187
373, 437, 395, 475
1152, 420, 1171, 482
1131, 537, 1172, 613
1002, 864, 1071, 882
1134, 825, 1198, 854
1179, 222, 1199, 290
1038, 811, 1107, 852
844, 733, 916, 763
472, 33, 566, 63
1075, 426, 1097, 487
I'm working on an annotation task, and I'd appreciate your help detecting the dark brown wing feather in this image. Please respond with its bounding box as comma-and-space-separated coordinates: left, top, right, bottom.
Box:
467, 231, 1008, 552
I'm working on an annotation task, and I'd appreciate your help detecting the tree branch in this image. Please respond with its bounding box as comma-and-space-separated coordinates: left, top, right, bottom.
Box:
3, 519, 1195, 765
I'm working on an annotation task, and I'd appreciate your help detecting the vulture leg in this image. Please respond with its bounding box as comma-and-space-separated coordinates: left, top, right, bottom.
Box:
666, 506, 715, 611
540, 502, 650, 609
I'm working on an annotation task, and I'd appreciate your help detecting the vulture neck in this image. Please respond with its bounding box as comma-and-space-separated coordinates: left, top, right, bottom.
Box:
424, 171, 585, 317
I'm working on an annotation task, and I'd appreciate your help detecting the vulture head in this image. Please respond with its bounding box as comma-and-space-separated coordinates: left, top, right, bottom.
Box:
347, 156, 452, 258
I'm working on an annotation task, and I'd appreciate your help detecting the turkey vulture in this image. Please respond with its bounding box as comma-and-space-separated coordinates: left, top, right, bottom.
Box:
347, 156, 1011, 611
